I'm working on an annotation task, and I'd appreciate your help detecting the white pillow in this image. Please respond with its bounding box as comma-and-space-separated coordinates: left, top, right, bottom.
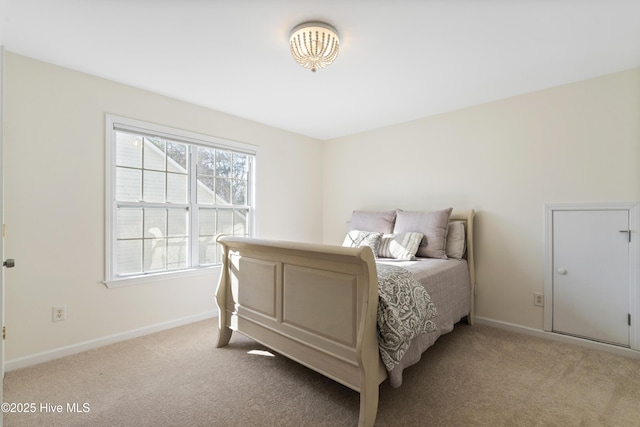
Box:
377, 232, 423, 260
342, 230, 383, 257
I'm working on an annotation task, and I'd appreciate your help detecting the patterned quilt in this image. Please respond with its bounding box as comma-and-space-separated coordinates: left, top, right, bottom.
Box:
376, 263, 438, 371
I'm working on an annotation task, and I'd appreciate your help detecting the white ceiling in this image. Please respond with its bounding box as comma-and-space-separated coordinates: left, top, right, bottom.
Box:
2, 0, 639, 140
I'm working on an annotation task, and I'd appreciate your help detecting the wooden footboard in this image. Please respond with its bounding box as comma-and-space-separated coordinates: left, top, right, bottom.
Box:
215, 237, 386, 426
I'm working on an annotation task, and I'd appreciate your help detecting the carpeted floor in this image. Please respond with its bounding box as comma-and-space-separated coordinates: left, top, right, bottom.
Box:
4, 319, 640, 426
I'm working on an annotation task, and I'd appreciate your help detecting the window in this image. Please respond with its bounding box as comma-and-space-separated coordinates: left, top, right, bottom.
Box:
106, 115, 256, 286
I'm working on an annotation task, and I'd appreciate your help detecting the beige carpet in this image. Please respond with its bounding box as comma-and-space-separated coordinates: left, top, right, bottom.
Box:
4, 319, 640, 426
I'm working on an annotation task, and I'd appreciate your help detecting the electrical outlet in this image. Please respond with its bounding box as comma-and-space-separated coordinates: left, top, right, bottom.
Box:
534, 293, 544, 307
52, 305, 66, 322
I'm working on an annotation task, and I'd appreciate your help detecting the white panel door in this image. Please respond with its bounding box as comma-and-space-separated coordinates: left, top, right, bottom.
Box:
552, 209, 629, 346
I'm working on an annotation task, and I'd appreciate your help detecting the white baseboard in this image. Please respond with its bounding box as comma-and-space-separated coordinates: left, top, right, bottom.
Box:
475, 316, 640, 360
10, 313, 637, 372
5, 310, 217, 372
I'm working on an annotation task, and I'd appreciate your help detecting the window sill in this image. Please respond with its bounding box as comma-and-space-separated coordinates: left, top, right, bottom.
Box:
104, 265, 222, 289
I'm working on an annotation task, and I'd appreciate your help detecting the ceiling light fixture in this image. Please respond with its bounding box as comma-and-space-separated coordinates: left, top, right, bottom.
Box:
289, 21, 340, 72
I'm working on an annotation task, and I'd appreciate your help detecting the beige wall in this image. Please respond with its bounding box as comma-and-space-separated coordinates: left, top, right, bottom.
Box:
3, 53, 323, 362
323, 68, 640, 330
5, 50, 640, 364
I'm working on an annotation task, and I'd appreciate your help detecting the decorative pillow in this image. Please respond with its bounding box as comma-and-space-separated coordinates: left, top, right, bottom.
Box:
349, 210, 396, 233
446, 221, 466, 260
378, 232, 424, 260
393, 208, 453, 259
342, 230, 383, 257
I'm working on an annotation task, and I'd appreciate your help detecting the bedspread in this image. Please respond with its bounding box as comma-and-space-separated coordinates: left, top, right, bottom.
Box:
376, 263, 438, 371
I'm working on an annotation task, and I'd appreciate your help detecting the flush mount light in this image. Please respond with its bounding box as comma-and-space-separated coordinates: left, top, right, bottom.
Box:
289, 21, 340, 72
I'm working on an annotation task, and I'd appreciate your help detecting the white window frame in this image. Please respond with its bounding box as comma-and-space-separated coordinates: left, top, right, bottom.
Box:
105, 114, 257, 288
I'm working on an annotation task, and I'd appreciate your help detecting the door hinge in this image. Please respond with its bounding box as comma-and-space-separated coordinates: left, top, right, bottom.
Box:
2, 326, 5, 340
629, 314, 632, 326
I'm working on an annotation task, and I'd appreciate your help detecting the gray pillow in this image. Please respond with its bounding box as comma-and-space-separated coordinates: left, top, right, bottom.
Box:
393, 208, 453, 259
349, 210, 396, 233
446, 221, 466, 260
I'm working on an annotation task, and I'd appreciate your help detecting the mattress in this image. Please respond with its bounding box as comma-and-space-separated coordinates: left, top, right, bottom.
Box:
376, 258, 472, 387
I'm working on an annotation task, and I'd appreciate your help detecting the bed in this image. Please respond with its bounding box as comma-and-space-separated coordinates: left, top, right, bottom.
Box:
214, 209, 475, 426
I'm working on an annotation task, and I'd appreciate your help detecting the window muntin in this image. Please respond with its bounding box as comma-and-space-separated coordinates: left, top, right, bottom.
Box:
106, 115, 255, 285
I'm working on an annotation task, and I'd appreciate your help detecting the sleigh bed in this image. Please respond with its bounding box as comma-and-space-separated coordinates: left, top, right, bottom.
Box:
215, 209, 475, 426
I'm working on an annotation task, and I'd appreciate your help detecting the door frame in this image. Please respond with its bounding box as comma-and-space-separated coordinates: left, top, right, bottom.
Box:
544, 202, 640, 351
0, 45, 5, 427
